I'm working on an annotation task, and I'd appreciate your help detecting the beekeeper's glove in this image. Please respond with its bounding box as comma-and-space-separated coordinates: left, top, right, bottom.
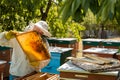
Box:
5, 30, 18, 40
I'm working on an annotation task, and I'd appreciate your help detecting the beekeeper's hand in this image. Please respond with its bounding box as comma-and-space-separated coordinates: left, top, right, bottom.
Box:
5, 30, 18, 40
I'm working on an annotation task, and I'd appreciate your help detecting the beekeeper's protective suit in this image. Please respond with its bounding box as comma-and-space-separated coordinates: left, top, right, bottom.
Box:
0, 21, 51, 79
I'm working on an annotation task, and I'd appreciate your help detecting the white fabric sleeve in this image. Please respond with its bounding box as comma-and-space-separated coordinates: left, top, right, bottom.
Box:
0, 32, 11, 47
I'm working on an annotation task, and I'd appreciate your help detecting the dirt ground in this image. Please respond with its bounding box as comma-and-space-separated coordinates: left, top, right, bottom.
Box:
76, 37, 120, 58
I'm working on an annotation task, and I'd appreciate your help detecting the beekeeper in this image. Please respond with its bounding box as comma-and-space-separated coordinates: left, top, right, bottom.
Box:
0, 20, 51, 79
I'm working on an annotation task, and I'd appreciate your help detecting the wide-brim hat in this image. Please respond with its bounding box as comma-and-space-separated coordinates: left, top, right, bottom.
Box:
34, 21, 51, 37
24, 21, 51, 37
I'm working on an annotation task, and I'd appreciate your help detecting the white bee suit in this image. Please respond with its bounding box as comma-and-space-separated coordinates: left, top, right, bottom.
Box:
0, 32, 35, 76
0, 21, 51, 77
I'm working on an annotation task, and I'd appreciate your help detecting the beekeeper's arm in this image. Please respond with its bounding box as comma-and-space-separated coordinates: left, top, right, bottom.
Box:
0, 30, 18, 46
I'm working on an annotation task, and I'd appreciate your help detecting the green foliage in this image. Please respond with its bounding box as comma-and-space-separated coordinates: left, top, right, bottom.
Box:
89, 0, 99, 15
0, 0, 48, 31
0, 0, 85, 41
59, 0, 73, 24
47, 4, 85, 40
68, 21, 85, 40
59, 0, 91, 23
82, 9, 97, 24
0, 0, 38, 31
96, 0, 116, 23
59, 0, 120, 25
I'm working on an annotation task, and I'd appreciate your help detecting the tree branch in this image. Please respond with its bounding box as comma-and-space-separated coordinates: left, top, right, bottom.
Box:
40, 0, 52, 21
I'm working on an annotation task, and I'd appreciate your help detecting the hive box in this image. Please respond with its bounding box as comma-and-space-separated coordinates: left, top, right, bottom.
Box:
82, 38, 103, 49
41, 47, 73, 74
47, 38, 78, 57
58, 61, 118, 80
0, 46, 12, 79
83, 47, 118, 58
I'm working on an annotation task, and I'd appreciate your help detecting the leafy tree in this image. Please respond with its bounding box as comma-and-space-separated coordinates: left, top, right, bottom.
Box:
59, 0, 120, 24
0, 0, 85, 40
0, 0, 52, 31
47, 2, 85, 40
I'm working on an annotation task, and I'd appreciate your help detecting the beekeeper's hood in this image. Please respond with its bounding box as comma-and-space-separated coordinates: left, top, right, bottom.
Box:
24, 21, 51, 37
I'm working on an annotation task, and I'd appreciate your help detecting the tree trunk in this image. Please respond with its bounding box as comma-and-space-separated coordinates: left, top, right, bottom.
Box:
40, 0, 52, 21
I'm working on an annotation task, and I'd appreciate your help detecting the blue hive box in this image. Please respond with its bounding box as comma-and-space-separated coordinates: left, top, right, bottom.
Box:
41, 47, 73, 74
